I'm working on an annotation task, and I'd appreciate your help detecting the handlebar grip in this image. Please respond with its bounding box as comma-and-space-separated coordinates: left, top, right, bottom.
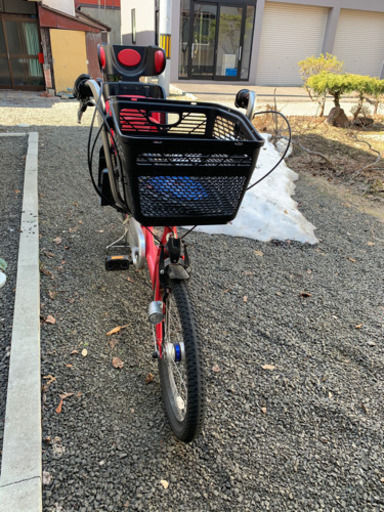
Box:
235, 88, 256, 121
73, 74, 92, 100
235, 89, 251, 109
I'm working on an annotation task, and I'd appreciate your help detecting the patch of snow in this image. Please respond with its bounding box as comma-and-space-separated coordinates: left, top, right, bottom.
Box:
195, 134, 318, 244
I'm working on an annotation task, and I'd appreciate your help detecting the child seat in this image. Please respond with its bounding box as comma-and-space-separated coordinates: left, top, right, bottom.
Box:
97, 44, 166, 99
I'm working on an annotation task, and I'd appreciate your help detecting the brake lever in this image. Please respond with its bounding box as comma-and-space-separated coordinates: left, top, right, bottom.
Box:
77, 101, 90, 124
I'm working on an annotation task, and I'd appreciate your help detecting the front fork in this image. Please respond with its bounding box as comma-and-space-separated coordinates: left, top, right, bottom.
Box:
128, 222, 189, 358
147, 227, 191, 358
145, 226, 175, 358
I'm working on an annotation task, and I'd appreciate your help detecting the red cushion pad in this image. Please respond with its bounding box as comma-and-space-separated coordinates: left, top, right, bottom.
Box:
99, 46, 106, 69
154, 50, 165, 74
106, 97, 161, 134
120, 109, 160, 133
117, 49, 142, 67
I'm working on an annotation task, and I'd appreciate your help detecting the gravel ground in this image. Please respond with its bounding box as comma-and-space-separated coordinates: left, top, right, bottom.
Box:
1, 94, 384, 511
0, 135, 27, 468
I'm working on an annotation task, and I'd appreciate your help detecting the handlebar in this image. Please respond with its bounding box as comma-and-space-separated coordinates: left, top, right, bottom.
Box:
74, 74, 256, 124
73, 74, 103, 123
235, 89, 256, 121
73, 73, 126, 210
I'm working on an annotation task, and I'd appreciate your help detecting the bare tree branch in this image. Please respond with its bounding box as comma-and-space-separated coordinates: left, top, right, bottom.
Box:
293, 140, 332, 165
347, 132, 382, 176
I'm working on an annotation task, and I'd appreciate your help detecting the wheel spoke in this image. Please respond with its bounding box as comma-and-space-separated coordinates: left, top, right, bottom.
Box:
158, 278, 205, 442
163, 292, 188, 420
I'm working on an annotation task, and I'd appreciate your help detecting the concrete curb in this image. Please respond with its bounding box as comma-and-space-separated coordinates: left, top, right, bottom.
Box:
0, 133, 42, 512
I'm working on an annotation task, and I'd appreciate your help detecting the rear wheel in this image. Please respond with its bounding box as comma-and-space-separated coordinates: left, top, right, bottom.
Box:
158, 278, 205, 442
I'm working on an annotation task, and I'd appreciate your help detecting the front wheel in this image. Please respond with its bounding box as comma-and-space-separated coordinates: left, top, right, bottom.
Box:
158, 278, 205, 442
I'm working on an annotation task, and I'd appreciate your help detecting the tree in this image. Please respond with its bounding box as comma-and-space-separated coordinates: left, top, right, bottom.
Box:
298, 53, 344, 116
352, 75, 384, 119
307, 73, 384, 127
307, 73, 355, 126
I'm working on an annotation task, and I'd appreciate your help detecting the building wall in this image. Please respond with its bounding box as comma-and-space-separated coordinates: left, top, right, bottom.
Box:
0, 0, 36, 15
121, 0, 156, 46
122, 0, 384, 85
79, 5, 121, 43
249, 0, 384, 85
266, 0, 384, 12
170, 0, 179, 82
43, 0, 75, 17
75, 0, 120, 7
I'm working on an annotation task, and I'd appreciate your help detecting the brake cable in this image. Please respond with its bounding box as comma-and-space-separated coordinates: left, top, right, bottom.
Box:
247, 109, 292, 191
86, 82, 128, 212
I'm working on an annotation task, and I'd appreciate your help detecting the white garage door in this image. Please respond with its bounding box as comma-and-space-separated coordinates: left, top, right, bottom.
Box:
333, 9, 384, 78
256, 2, 329, 86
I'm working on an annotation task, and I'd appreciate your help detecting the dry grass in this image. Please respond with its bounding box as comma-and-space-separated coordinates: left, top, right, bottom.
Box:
253, 113, 384, 199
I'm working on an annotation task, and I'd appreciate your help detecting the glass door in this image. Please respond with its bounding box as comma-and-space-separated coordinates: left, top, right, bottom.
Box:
179, 1, 255, 81
190, 2, 217, 77
215, 5, 243, 79
0, 20, 11, 87
240, 5, 255, 80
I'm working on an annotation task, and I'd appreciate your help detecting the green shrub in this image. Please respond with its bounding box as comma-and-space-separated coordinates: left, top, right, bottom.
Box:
308, 73, 384, 114
298, 54, 344, 116
307, 73, 353, 108
361, 76, 384, 115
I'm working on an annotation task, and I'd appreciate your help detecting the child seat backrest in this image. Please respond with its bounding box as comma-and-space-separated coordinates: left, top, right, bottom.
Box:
98, 44, 166, 83
99, 44, 167, 132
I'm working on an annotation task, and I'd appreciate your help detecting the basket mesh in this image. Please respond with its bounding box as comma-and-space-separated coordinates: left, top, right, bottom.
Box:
212, 116, 243, 140
136, 152, 253, 167
137, 175, 246, 218
119, 108, 248, 140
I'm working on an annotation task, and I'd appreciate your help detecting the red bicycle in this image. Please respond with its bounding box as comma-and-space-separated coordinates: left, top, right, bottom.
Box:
74, 44, 265, 442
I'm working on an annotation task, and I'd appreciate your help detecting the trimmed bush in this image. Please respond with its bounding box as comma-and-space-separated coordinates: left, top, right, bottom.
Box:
298, 54, 344, 116
307, 73, 384, 126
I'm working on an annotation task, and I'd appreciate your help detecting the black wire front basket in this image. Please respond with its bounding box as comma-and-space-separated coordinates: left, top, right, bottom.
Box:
108, 98, 264, 226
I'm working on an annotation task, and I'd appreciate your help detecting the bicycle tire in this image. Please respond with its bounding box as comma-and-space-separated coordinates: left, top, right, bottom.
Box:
158, 278, 205, 442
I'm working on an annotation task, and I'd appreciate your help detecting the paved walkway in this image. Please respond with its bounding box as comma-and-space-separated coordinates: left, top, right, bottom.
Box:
172, 83, 311, 100
170, 82, 363, 116
0, 84, 365, 117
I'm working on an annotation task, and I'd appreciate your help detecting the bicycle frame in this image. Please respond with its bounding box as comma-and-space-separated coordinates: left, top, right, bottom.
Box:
144, 225, 176, 355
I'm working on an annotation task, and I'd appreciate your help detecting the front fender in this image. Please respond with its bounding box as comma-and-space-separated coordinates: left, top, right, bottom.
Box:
166, 263, 190, 280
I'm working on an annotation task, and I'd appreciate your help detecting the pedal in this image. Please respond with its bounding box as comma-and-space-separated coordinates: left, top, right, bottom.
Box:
105, 255, 130, 271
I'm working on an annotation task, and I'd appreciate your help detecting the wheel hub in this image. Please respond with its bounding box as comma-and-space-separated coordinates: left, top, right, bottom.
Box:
163, 341, 185, 363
